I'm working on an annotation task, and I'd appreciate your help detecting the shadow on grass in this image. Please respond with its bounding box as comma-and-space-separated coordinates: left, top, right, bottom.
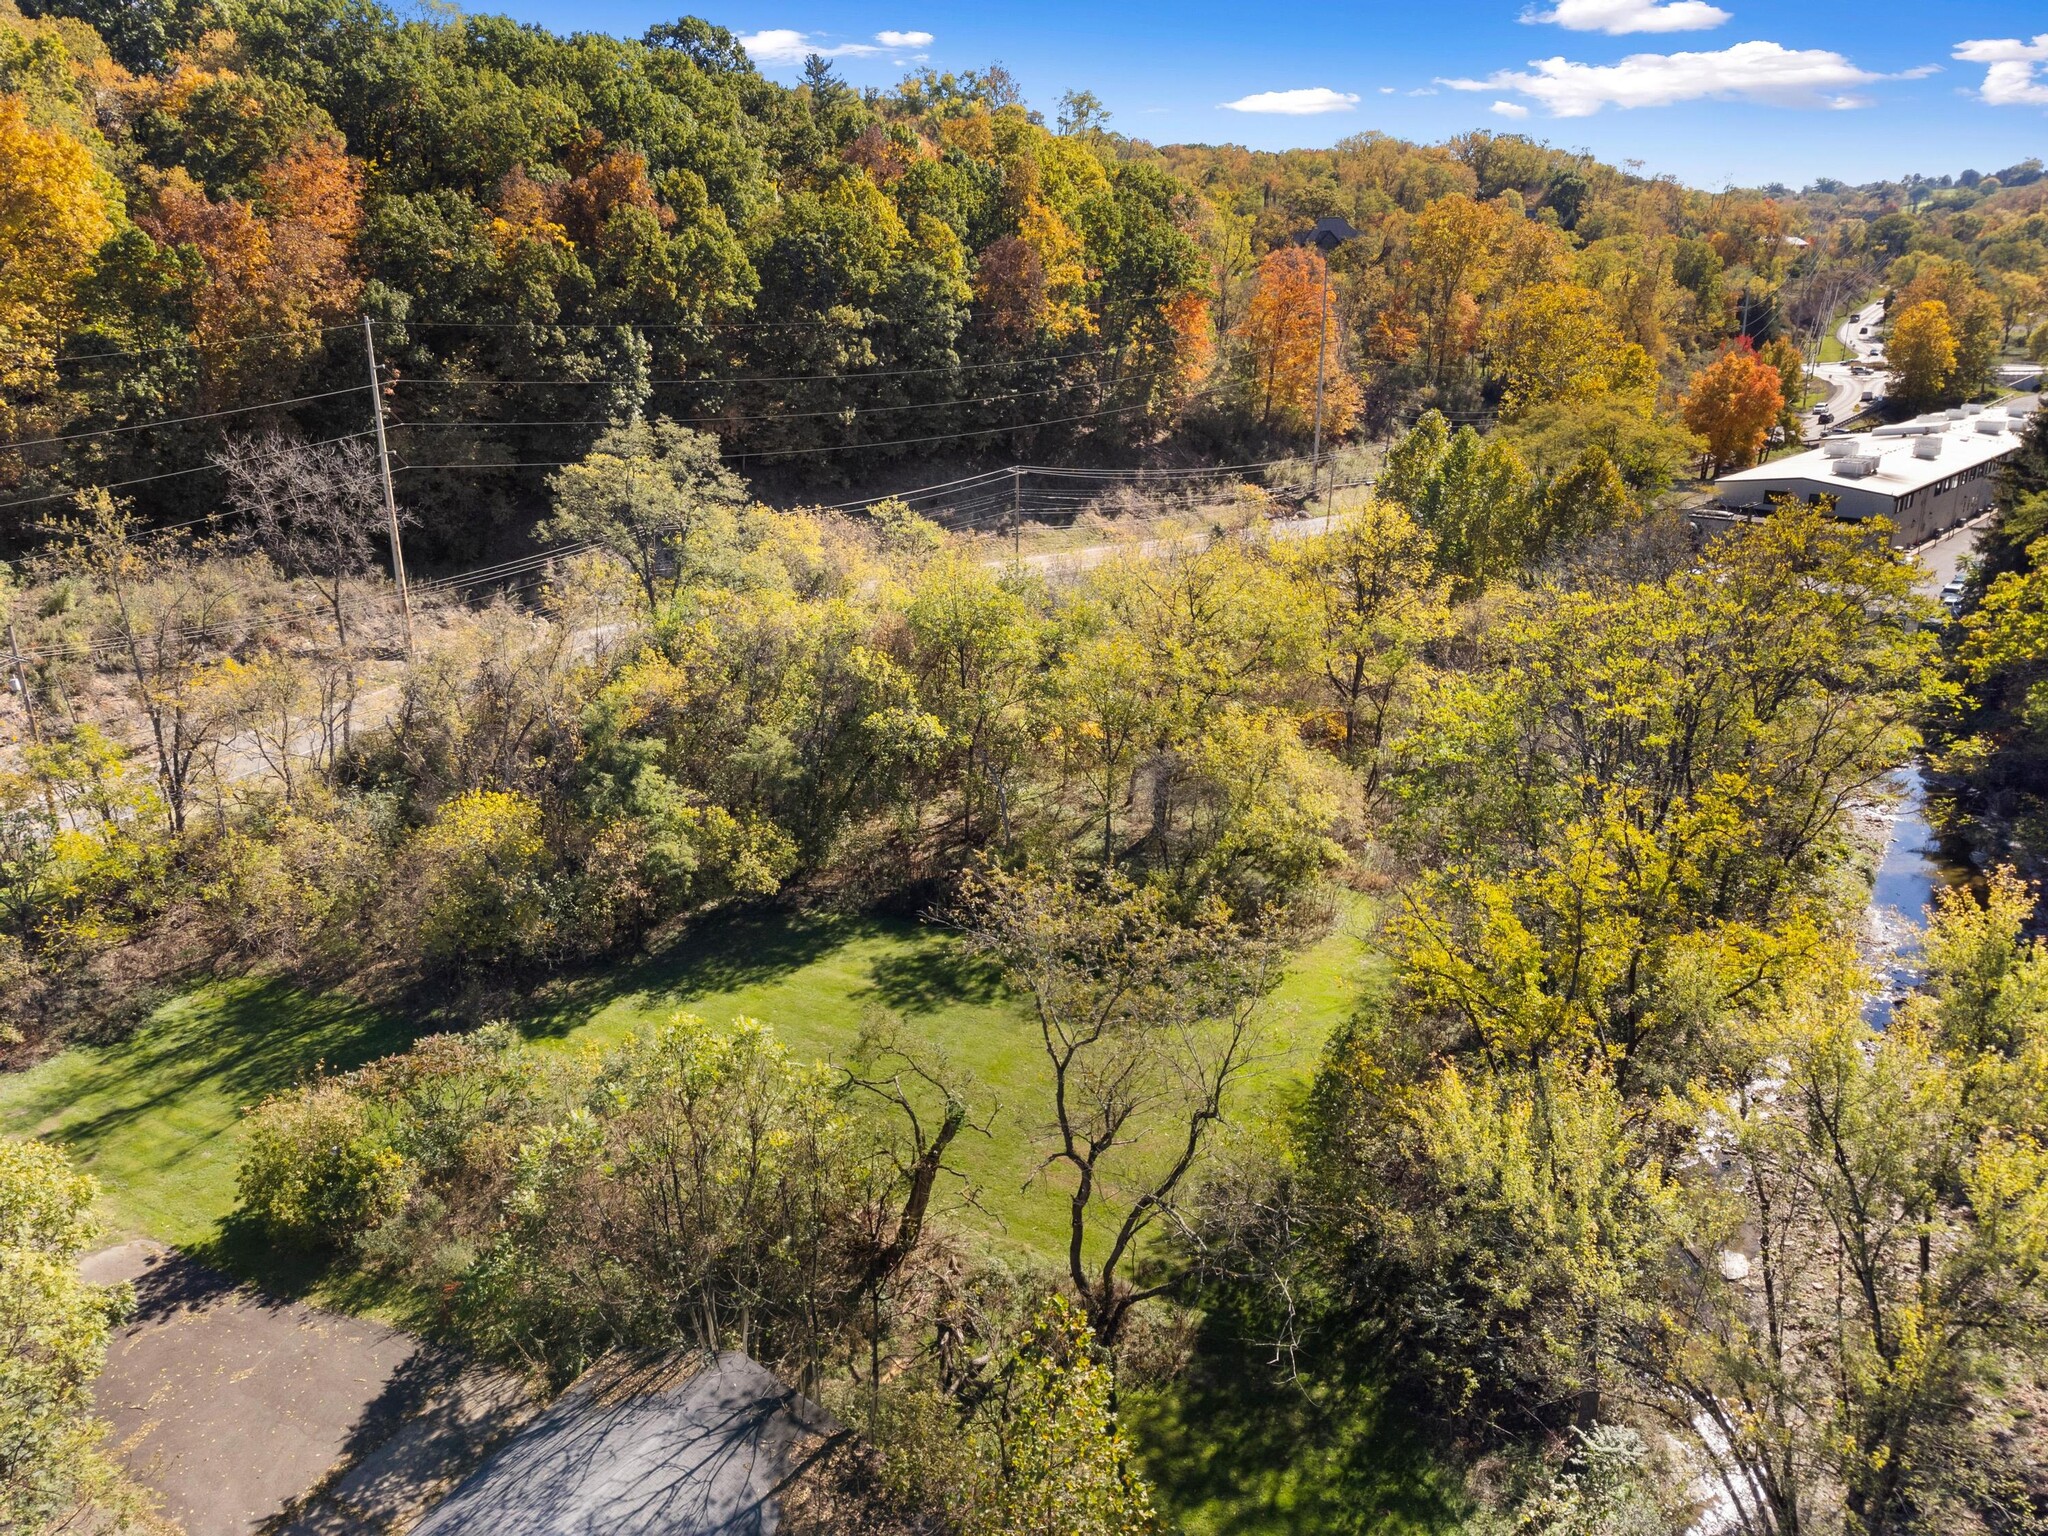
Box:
22, 979, 418, 1160
516, 905, 1000, 1038
861, 945, 1006, 1015
1130, 1327, 1465, 1536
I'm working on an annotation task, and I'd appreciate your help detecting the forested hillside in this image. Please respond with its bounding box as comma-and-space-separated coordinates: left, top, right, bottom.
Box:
7, 0, 2046, 560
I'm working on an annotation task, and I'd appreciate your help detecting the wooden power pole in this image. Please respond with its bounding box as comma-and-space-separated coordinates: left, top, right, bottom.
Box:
362, 316, 414, 656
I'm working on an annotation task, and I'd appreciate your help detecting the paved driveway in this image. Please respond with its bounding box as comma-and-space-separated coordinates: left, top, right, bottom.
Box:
83, 1243, 529, 1536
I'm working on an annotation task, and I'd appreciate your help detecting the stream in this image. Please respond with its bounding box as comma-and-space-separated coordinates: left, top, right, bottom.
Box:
1863, 761, 1971, 1026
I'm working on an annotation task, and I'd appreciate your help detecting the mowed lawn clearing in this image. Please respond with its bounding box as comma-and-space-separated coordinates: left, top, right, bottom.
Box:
0, 900, 1378, 1266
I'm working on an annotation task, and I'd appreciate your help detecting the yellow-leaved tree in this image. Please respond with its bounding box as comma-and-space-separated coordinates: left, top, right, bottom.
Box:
1888, 299, 1960, 409
1482, 281, 1654, 418
0, 94, 118, 441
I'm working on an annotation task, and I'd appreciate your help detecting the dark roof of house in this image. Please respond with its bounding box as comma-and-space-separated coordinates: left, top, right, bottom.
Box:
410, 1351, 845, 1536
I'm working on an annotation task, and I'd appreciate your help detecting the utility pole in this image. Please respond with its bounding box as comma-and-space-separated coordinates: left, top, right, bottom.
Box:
1290, 218, 1360, 511
1310, 251, 1330, 509
362, 316, 414, 656
7, 623, 42, 748
1011, 465, 1022, 563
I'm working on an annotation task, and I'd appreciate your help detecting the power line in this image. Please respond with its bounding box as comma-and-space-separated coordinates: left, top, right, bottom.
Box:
388, 347, 1119, 389
394, 399, 1160, 472
388, 316, 895, 337
0, 386, 373, 452
387, 378, 1105, 432
16, 464, 1303, 661
0, 430, 379, 512
52, 322, 367, 368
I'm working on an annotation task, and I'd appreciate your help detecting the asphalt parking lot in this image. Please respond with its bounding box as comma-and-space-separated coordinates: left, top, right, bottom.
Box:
83, 1242, 529, 1536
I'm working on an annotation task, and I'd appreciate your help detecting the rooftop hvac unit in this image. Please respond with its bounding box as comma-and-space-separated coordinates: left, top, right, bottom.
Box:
1822, 438, 1857, 458
1976, 417, 2006, 434
2010, 398, 2039, 417
1945, 408, 1968, 420
1833, 456, 1881, 478
1913, 436, 1943, 459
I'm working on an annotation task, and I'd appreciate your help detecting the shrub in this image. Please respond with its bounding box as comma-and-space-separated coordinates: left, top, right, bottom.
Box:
236, 1083, 407, 1248
399, 788, 553, 967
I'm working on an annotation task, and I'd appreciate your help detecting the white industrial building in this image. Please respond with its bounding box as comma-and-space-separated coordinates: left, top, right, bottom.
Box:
1714, 398, 2039, 546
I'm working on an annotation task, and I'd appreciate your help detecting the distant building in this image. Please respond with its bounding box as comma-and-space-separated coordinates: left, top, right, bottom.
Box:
1713, 399, 2039, 546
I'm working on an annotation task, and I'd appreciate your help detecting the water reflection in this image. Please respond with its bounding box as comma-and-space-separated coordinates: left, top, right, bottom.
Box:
1864, 763, 1967, 1026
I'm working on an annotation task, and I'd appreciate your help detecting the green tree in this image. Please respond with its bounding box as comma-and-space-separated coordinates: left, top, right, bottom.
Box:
0, 1137, 150, 1531
1277, 500, 1451, 800
543, 417, 749, 615
974, 1297, 1156, 1535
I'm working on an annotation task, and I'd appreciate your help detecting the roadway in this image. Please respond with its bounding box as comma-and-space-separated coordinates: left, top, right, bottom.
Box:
1805, 300, 1887, 433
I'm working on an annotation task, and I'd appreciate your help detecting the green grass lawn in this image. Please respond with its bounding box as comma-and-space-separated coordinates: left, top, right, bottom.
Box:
0, 900, 1428, 1532
0, 981, 414, 1247
0, 899, 1378, 1266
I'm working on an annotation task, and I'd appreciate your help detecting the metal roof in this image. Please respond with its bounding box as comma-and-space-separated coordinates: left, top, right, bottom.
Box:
1716, 399, 2037, 503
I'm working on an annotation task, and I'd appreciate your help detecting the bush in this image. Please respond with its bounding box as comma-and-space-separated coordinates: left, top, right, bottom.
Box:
399, 788, 554, 967
236, 1083, 408, 1248
1, 1136, 159, 1532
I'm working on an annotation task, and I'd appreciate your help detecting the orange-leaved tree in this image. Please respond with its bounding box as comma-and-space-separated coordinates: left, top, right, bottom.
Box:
1681, 342, 1784, 478
1233, 245, 1358, 437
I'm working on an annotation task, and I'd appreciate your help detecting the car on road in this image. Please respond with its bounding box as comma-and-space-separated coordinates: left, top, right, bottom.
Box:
1860, 390, 1877, 403
1815, 408, 1834, 424
1859, 326, 1870, 335
1941, 577, 1967, 615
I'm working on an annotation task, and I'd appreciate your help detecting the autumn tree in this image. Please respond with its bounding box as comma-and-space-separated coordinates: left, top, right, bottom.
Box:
971, 1298, 1157, 1535
0, 94, 117, 444
1897, 258, 2002, 397
1277, 500, 1450, 800
1482, 281, 1654, 418
0, 1137, 154, 1531
1681, 343, 1785, 476
1407, 193, 1506, 386
45, 494, 257, 834
1887, 300, 1959, 410
1232, 245, 1359, 438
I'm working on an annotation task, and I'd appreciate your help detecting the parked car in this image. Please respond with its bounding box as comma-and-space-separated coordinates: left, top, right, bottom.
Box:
1941, 577, 1967, 616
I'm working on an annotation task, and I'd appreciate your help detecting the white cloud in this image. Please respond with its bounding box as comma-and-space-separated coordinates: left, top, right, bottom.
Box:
1442, 40, 1886, 117
1491, 99, 1531, 118
1523, 0, 1728, 34
738, 27, 933, 65
1378, 86, 1397, 94
1954, 34, 2048, 107
1218, 87, 1361, 115
738, 29, 819, 64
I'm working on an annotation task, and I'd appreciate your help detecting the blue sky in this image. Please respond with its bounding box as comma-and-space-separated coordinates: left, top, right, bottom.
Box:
479, 0, 2048, 188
